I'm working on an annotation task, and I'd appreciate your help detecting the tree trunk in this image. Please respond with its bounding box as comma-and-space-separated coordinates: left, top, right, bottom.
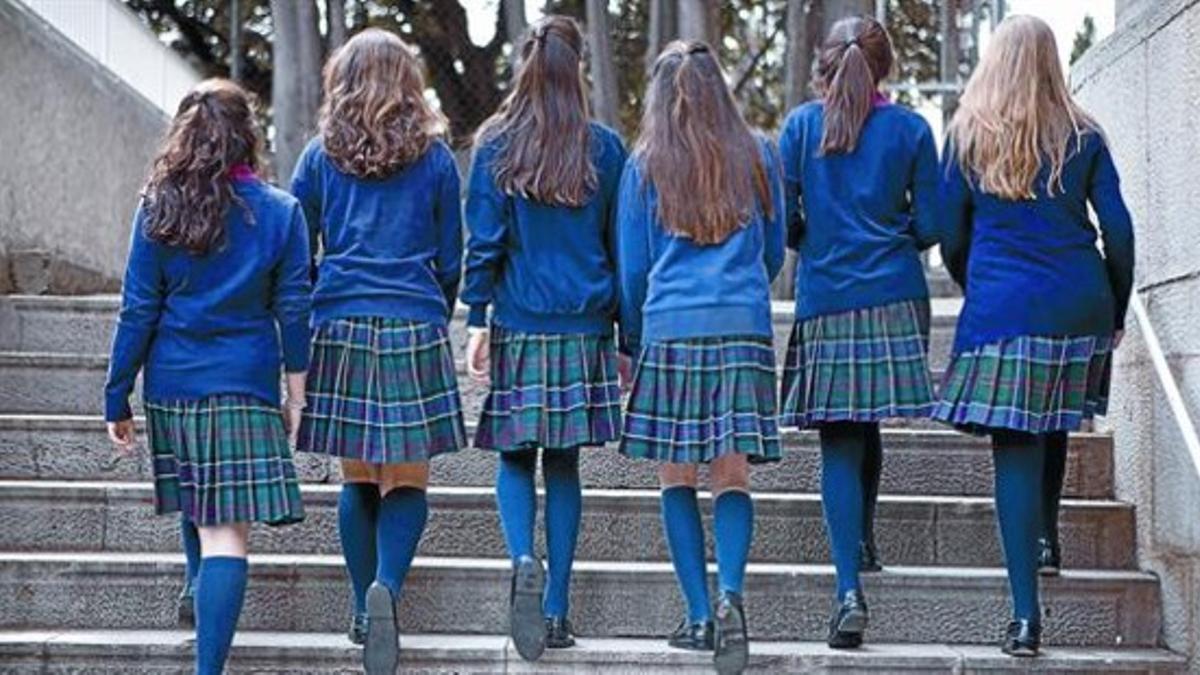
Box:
784, 0, 817, 109
327, 0, 347, 50
939, 0, 960, 125
296, 0, 324, 118
270, 0, 322, 182
647, 0, 678, 70
585, 0, 620, 127
230, 0, 243, 81
502, 0, 527, 68
677, 0, 717, 44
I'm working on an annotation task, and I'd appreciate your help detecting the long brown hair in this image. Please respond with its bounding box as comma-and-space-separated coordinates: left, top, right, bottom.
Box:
141, 78, 262, 255
815, 15, 894, 154
319, 28, 447, 179
948, 15, 1097, 199
635, 41, 772, 245
475, 15, 596, 207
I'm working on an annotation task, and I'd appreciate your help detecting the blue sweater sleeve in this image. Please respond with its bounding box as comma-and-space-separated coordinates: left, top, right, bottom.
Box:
461, 143, 509, 328
605, 134, 630, 324
434, 147, 464, 319
777, 112, 806, 250
104, 210, 163, 422
761, 139, 787, 282
910, 121, 941, 251
272, 205, 314, 372
1088, 136, 1135, 331
616, 160, 651, 355
289, 139, 323, 278
938, 148, 974, 289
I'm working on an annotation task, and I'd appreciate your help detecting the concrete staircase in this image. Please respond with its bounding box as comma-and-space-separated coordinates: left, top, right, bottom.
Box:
0, 294, 1186, 673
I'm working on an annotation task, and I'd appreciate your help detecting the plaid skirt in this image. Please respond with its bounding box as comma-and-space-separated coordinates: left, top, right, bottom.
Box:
297, 317, 468, 464
932, 334, 1113, 434
145, 394, 305, 527
619, 336, 781, 464
780, 299, 935, 428
475, 327, 622, 452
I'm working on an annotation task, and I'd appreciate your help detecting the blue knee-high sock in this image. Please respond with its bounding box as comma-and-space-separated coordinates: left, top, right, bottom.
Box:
496, 449, 538, 562
181, 516, 201, 586
819, 423, 868, 601
862, 423, 883, 543
374, 487, 429, 598
661, 486, 711, 623
713, 491, 753, 596
338, 482, 380, 614
992, 431, 1045, 622
194, 556, 248, 675
1041, 431, 1068, 544
542, 448, 582, 619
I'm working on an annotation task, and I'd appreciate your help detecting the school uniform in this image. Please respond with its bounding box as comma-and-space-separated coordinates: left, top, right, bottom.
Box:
290, 138, 468, 464
463, 122, 627, 453
105, 172, 312, 527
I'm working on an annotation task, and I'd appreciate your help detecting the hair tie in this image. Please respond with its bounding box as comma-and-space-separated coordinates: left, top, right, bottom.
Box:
844, 38, 860, 49
687, 43, 709, 55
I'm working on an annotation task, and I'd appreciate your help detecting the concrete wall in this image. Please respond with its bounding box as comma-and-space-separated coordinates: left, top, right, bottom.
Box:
0, 0, 167, 293
1072, 0, 1200, 669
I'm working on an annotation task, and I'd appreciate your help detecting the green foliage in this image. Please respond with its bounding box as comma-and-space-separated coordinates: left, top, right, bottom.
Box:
1071, 15, 1096, 66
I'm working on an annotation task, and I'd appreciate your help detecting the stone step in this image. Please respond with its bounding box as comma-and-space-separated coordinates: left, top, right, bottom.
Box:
0, 553, 1162, 646
0, 481, 1137, 569
0, 415, 1116, 498
0, 631, 1184, 673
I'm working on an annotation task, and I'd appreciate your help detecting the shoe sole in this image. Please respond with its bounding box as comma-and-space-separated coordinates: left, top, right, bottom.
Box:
1002, 644, 1040, 657
828, 607, 868, 649
510, 559, 547, 662
860, 563, 884, 574
1038, 565, 1061, 577
714, 604, 749, 675
364, 584, 399, 675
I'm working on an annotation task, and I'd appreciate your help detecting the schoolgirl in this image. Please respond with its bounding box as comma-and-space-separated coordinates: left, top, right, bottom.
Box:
105, 79, 311, 674
776, 16, 939, 649
290, 29, 467, 674
934, 15, 1134, 657
617, 41, 785, 675
462, 15, 627, 662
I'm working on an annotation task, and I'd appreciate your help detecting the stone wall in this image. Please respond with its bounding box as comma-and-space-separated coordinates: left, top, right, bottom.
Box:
0, 0, 167, 293
1072, 0, 1200, 669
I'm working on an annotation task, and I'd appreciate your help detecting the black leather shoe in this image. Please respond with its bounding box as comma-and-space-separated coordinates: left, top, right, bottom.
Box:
177, 581, 195, 628
668, 618, 715, 651
827, 590, 869, 649
544, 616, 576, 649
363, 582, 400, 674
1001, 619, 1042, 657
860, 540, 883, 573
713, 592, 749, 675
1037, 537, 1062, 576
509, 556, 547, 662
348, 611, 369, 645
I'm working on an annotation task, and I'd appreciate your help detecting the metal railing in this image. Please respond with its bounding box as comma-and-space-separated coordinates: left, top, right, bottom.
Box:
1130, 290, 1200, 478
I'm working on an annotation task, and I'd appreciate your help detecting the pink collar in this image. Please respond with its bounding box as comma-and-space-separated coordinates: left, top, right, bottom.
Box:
872, 91, 891, 107
228, 164, 257, 182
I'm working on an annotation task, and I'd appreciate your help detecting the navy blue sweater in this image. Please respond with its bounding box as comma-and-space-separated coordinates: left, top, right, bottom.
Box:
291, 138, 463, 326
616, 138, 786, 353
462, 123, 627, 334
104, 178, 313, 422
940, 130, 1135, 353
778, 101, 939, 320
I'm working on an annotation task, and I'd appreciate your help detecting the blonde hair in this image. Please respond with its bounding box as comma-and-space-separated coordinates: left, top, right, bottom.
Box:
947, 15, 1097, 199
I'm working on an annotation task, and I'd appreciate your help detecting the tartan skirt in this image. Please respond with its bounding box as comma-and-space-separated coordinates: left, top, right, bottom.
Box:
780, 299, 936, 428
145, 394, 305, 527
619, 336, 782, 464
297, 317, 468, 464
475, 327, 622, 452
932, 334, 1113, 434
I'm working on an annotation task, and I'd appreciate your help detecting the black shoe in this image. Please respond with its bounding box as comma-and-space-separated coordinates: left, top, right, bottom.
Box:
348, 611, 369, 645
544, 616, 576, 649
1037, 537, 1062, 577
363, 582, 399, 674
827, 590, 869, 649
1001, 619, 1042, 657
509, 556, 547, 662
713, 592, 749, 675
177, 580, 195, 628
860, 540, 883, 573
667, 618, 715, 651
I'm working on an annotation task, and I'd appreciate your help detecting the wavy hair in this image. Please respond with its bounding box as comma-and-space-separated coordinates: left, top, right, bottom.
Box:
141, 78, 262, 255
635, 41, 772, 245
947, 15, 1097, 199
475, 15, 596, 206
319, 28, 447, 179
814, 15, 894, 154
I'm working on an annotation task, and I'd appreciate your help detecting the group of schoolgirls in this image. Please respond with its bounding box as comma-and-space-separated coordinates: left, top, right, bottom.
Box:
103, 10, 1134, 675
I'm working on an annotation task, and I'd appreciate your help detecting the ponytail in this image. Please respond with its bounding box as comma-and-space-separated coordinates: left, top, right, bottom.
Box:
814, 16, 895, 155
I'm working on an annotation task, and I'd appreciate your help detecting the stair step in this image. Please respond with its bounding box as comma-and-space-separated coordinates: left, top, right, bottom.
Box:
0, 480, 1136, 568
0, 552, 1162, 646
0, 415, 1116, 498
0, 631, 1183, 673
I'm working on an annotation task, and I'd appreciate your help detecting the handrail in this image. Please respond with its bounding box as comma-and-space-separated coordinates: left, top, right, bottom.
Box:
1130, 290, 1200, 478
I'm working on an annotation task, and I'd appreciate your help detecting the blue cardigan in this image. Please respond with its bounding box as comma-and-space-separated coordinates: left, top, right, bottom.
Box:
940, 130, 1135, 353
616, 138, 786, 353
290, 138, 463, 327
104, 179, 313, 422
461, 123, 627, 335
778, 101, 939, 320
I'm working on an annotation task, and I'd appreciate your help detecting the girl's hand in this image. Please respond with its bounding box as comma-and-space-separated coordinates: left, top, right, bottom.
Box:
617, 352, 634, 393
466, 328, 490, 383
107, 419, 137, 458
1113, 330, 1125, 350
283, 403, 304, 446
